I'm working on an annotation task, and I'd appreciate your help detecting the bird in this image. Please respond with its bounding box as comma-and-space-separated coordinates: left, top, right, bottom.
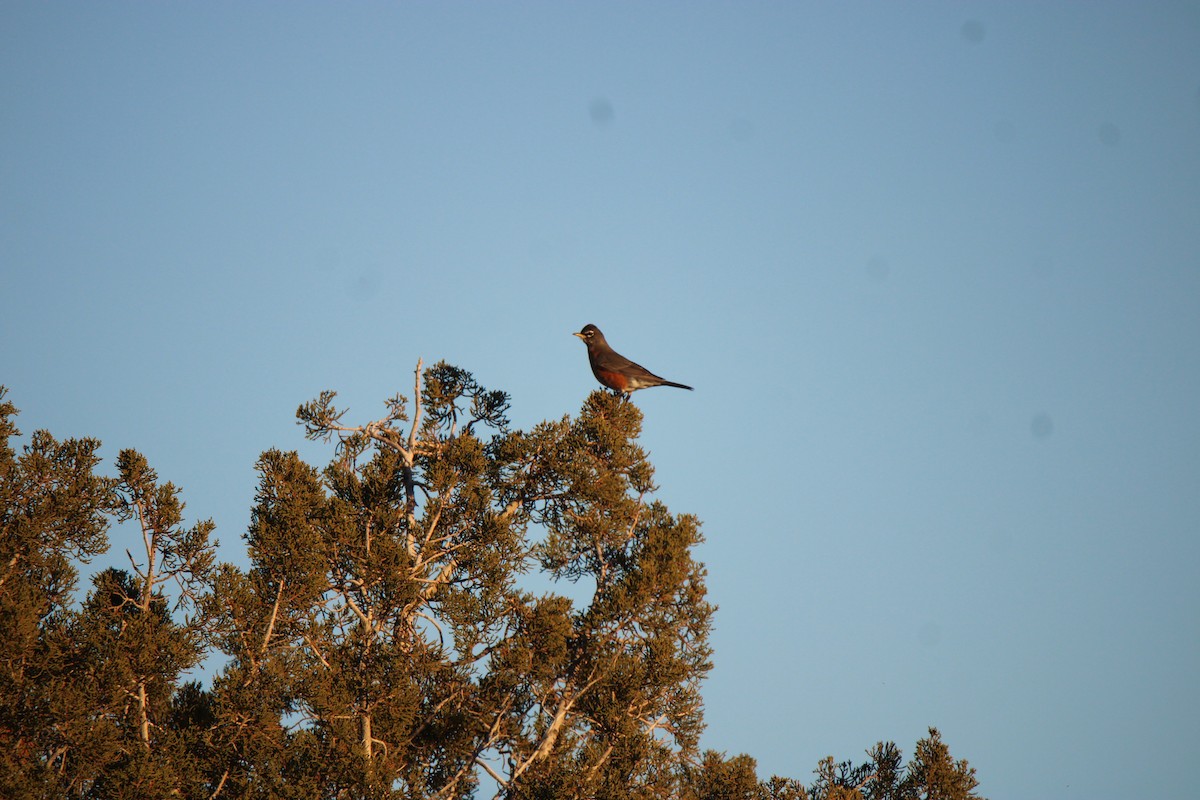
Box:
573, 324, 693, 395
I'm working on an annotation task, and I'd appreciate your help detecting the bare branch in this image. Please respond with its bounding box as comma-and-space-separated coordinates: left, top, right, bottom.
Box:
402, 359, 424, 558
207, 769, 229, 800
499, 499, 521, 521
419, 503, 444, 554
408, 359, 424, 458
136, 684, 151, 749
342, 593, 373, 631
509, 671, 605, 784
414, 610, 445, 649
476, 756, 508, 793
302, 632, 331, 670
260, 578, 285, 655
624, 491, 646, 542
586, 743, 615, 783
417, 557, 459, 601
0, 553, 21, 591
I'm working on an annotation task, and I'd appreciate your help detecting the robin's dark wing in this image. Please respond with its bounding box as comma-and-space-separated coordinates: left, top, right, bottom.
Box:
592, 349, 665, 382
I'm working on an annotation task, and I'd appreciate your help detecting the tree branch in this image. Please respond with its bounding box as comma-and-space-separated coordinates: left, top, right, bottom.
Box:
207, 768, 229, 800
136, 683, 151, 749
585, 743, 615, 783
403, 359, 424, 557
260, 578, 285, 655
302, 632, 332, 670
427, 693, 513, 800
476, 756, 508, 792
0, 553, 21, 591
509, 672, 604, 783
417, 557, 459, 601
342, 593, 373, 631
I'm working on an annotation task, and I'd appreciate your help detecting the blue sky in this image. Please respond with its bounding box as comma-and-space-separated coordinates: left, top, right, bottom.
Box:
3, 3, 1199, 797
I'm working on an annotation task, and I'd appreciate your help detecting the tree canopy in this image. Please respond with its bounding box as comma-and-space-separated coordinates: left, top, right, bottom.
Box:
0, 369, 985, 799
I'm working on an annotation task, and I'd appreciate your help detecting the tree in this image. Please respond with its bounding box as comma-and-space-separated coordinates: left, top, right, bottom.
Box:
0, 369, 987, 800
685, 729, 984, 800
0, 387, 118, 797
895, 728, 981, 800
71, 449, 218, 797
205, 362, 714, 798
682, 750, 769, 800
0, 386, 220, 798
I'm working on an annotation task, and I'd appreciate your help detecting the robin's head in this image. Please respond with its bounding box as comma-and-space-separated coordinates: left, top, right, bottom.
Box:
573, 324, 606, 347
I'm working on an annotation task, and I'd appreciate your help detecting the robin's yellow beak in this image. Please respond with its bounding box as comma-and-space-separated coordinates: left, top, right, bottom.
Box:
572, 332, 585, 339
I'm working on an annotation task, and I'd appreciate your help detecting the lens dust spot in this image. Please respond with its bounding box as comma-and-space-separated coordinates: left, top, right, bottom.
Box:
729, 117, 754, 143
918, 622, 942, 647
1031, 413, 1054, 440
961, 20, 985, 44
1098, 122, 1121, 147
350, 271, 380, 301
993, 119, 1016, 143
865, 255, 890, 282
589, 97, 615, 128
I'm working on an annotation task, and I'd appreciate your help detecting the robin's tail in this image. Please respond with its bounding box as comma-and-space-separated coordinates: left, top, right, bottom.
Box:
660, 380, 694, 391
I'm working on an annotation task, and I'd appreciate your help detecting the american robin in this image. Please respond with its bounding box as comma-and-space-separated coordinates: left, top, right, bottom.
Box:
573, 324, 693, 395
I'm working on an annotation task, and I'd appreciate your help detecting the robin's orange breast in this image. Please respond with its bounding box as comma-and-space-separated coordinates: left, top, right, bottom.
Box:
594, 369, 629, 392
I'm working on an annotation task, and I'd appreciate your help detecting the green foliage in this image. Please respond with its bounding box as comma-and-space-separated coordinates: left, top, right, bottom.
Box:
0, 374, 986, 800
236, 366, 715, 798
688, 732, 984, 800
683, 751, 766, 800
899, 728, 981, 800
0, 387, 120, 798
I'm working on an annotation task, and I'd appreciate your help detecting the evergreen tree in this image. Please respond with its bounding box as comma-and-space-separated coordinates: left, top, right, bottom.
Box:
0, 387, 219, 798
682, 750, 768, 800
0, 371, 987, 800
685, 730, 983, 800
894, 728, 981, 800
73, 449, 218, 797
205, 362, 714, 798
0, 387, 118, 797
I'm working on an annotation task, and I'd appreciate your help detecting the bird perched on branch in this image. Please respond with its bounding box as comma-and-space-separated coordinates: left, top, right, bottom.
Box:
573, 324, 693, 396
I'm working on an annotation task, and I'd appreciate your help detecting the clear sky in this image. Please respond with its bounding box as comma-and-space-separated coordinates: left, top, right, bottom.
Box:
3, 3, 1198, 797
